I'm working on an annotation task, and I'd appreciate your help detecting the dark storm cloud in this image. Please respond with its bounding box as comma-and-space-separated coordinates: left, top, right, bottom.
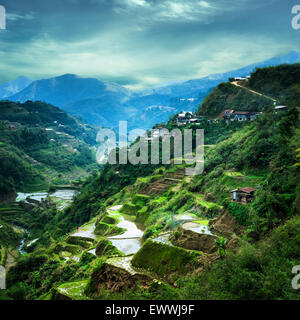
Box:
0, 0, 299, 88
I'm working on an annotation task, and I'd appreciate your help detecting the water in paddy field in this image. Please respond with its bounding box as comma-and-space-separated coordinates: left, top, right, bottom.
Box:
152, 233, 172, 245
16, 192, 48, 202
108, 215, 144, 239
88, 249, 96, 256
174, 213, 198, 222
178, 214, 195, 220
16, 189, 77, 202
71, 223, 97, 239
71, 205, 145, 256
108, 205, 123, 212
182, 222, 213, 235
109, 238, 142, 255
107, 256, 137, 275
49, 189, 77, 200
107, 209, 144, 254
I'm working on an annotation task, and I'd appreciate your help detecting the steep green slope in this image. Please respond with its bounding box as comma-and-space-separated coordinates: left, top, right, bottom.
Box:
198, 63, 300, 118
248, 63, 300, 107
0, 100, 99, 199
189, 108, 300, 234
176, 214, 300, 300
0, 100, 96, 144
198, 82, 273, 117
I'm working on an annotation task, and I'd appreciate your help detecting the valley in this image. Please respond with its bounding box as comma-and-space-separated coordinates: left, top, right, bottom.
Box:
0, 63, 299, 301
0, 100, 99, 201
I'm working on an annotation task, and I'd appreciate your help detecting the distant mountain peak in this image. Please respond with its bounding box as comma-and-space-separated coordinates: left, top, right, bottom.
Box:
57, 73, 80, 79
2, 50, 300, 130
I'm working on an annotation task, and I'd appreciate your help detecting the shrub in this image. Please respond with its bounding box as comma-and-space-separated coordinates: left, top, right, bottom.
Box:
227, 202, 250, 225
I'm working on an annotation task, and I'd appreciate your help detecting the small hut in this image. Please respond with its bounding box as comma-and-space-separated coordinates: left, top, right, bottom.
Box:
230, 187, 256, 204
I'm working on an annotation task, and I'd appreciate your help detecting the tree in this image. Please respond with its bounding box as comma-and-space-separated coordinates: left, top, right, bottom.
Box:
214, 237, 227, 258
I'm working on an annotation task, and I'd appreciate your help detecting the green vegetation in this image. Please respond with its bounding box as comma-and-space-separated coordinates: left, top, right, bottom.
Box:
1, 63, 300, 301
53, 280, 89, 300
176, 215, 300, 300
199, 82, 273, 118
132, 240, 200, 279
214, 237, 227, 258
95, 239, 124, 257
0, 100, 99, 199
248, 63, 300, 107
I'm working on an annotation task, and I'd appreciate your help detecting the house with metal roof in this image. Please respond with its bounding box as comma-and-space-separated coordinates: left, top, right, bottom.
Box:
230, 187, 256, 204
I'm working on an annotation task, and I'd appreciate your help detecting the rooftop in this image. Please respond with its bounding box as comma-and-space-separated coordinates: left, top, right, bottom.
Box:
230, 187, 256, 193
233, 111, 249, 115
274, 105, 288, 109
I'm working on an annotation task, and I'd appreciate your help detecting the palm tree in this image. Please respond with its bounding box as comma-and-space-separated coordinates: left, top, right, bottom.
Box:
214, 236, 227, 258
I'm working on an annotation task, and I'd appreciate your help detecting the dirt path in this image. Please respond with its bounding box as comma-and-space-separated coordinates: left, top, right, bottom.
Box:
231, 81, 277, 103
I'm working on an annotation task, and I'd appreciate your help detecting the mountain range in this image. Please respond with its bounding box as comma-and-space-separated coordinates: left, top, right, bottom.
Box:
1, 51, 300, 130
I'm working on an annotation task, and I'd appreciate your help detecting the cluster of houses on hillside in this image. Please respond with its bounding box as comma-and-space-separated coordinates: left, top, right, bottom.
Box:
174, 111, 203, 125
221, 105, 300, 121
172, 109, 263, 124
171, 104, 299, 126
219, 109, 262, 121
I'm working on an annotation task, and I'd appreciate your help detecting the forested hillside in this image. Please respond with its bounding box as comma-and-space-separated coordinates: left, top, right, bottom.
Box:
199, 63, 300, 118
247, 63, 300, 107
0, 100, 98, 200
199, 82, 273, 117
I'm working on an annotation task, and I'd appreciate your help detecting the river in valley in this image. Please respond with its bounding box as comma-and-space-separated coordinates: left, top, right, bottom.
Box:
15, 189, 78, 254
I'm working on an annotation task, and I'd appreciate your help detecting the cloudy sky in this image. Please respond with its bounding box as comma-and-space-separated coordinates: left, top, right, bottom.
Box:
0, 0, 299, 89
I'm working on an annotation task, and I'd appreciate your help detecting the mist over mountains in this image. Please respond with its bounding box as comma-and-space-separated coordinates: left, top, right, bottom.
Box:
0, 76, 33, 99
2, 51, 300, 130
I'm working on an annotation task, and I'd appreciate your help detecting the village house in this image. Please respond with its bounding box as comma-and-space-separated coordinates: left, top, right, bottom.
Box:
234, 77, 247, 82
222, 109, 235, 120
232, 111, 249, 121
230, 187, 256, 204
175, 111, 203, 125
177, 111, 193, 121
274, 105, 288, 113
229, 76, 249, 82
220, 110, 262, 121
